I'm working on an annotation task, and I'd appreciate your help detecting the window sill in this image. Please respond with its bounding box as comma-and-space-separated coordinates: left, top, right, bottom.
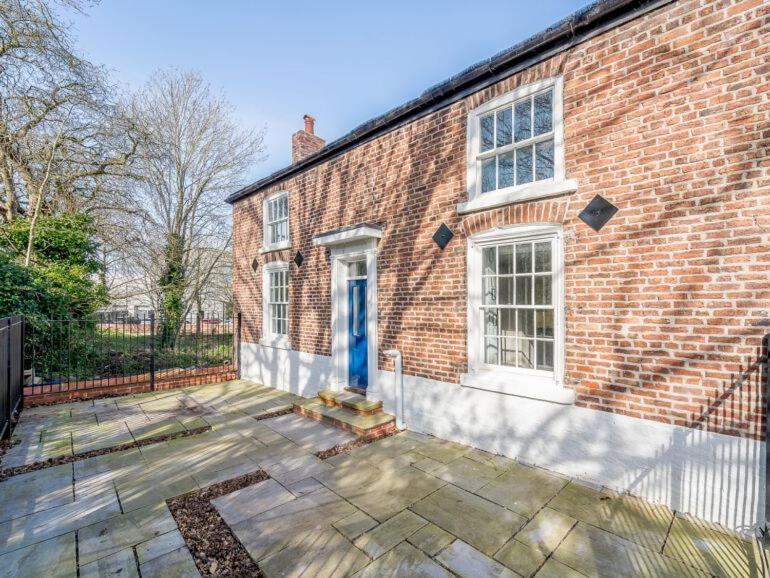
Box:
460, 370, 574, 405
457, 179, 578, 215
259, 241, 291, 254
259, 336, 292, 350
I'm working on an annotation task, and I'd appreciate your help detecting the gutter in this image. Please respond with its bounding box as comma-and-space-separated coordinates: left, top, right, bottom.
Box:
227, 0, 675, 205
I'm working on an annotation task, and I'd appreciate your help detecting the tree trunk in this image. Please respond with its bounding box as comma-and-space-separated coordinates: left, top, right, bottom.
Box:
157, 233, 186, 349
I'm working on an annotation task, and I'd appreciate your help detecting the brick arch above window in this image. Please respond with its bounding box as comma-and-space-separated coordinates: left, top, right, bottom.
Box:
460, 198, 571, 239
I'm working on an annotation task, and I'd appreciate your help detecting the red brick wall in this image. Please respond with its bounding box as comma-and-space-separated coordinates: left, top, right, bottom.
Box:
233, 0, 770, 440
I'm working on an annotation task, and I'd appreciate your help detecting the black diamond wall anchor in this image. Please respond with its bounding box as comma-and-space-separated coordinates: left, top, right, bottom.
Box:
251, 258, 259, 272
432, 223, 454, 250
293, 251, 304, 267
578, 195, 619, 232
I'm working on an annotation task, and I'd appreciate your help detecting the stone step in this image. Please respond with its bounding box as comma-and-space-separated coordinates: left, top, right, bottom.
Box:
294, 399, 397, 440
317, 389, 383, 415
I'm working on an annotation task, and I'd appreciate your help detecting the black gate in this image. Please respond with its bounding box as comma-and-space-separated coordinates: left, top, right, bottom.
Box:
0, 316, 24, 439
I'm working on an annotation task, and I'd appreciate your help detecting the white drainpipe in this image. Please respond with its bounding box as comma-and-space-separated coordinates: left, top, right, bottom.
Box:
383, 349, 404, 429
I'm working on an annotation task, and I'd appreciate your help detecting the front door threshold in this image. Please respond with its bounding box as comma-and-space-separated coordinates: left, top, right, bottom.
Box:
344, 385, 366, 396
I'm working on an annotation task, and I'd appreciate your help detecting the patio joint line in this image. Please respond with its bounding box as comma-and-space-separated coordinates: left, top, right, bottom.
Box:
75, 529, 81, 578
659, 509, 677, 554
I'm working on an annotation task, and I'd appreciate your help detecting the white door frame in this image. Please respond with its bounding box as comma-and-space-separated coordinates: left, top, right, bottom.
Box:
329, 239, 379, 397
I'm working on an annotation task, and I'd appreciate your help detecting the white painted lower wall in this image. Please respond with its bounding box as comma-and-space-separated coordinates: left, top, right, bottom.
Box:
240, 341, 330, 398
240, 341, 765, 537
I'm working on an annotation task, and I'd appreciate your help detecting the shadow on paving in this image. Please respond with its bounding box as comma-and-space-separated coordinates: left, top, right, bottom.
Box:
0, 379, 767, 577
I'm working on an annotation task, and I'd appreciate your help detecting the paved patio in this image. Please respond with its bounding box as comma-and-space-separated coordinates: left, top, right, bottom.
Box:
0, 380, 766, 577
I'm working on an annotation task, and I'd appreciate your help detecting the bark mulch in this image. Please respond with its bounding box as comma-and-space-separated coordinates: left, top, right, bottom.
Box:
0, 425, 212, 482
254, 407, 294, 421
315, 429, 398, 460
167, 470, 268, 577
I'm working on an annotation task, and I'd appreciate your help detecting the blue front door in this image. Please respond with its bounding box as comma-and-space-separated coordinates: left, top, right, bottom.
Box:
348, 278, 368, 388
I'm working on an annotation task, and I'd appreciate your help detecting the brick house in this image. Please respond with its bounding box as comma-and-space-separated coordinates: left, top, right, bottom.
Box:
228, 0, 769, 535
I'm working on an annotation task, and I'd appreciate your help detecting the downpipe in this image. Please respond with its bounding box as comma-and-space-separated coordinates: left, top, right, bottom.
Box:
383, 349, 404, 429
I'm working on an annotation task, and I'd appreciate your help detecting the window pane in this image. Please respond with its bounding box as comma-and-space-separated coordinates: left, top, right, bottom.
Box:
534, 90, 553, 136
534, 242, 551, 272
500, 309, 515, 338
514, 99, 531, 142
496, 108, 512, 147
498, 153, 514, 189
279, 195, 288, 217
485, 310, 498, 335
485, 337, 499, 365
481, 157, 496, 193
348, 260, 366, 278
516, 145, 533, 184
534, 276, 552, 305
536, 309, 554, 338
537, 341, 554, 371
498, 245, 513, 275
483, 247, 497, 275
535, 140, 554, 181
499, 277, 513, 305
516, 243, 532, 273
516, 277, 532, 305
517, 309, 534, 337
480, 114, 495, 152
501, 338, 516, 366
518, 338, 534, 368
483, 278, 497, 305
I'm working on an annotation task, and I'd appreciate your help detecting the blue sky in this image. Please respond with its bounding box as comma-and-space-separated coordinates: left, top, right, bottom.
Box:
70, 0, 589, 181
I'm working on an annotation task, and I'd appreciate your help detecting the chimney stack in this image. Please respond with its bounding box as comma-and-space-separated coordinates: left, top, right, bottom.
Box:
292, 114, 325, 163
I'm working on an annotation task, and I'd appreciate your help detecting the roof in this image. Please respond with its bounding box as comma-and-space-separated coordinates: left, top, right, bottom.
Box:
227, 0, 673, 205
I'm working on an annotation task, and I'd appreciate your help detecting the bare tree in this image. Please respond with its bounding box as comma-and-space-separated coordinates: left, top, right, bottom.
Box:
127, 70, 264, 345
0, 0, 141, 264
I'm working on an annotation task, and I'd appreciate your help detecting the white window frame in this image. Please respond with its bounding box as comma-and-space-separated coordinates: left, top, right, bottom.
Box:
462, 224, 573, 404
261, 260, 291, 349
460, 77, 577, 215
261, 191, 291, 253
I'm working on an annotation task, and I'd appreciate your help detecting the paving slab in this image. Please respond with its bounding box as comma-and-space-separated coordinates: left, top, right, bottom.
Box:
553, 523, 705, 578
436, 539, 518, 577
230, 487, 357, 562
212, 478, 295, 526
476, 461, 569, 518
407, 523, 456, 556
411, 484, 526, 556
333, 509, 379, 541
79, 547, 139, 578
0, 532, 76, 578
432, 455, 506, 492
515, 507, 577, 557
535, 559, 586, 577
547, 482, 673, 552
662, 514, 766, 578
261, 412, 357, 452
354, 509, 428, 559
77, 503, 177, 566
413, 439, 471, 464
135, 529, 187, 564
139, 546, 200, 577
353, 541, 454, 578
0, 485, 120, 555
495, 538, 546, 577
287, 477, 326, 497
260, 527, 369, 577
0, 464, 73, 524
315, 462, 445, 522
